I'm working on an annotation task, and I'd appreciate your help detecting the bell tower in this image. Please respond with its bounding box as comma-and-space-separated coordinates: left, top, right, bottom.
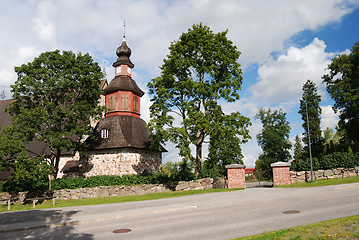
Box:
104, 37, 144, 118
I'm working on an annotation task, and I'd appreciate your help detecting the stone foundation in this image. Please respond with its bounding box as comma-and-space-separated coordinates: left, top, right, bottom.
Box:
83, 148, 162, 177
291, 166, 359, 183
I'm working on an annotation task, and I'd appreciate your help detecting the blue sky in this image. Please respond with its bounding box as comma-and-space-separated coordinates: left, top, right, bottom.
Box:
0, 0, 358, 167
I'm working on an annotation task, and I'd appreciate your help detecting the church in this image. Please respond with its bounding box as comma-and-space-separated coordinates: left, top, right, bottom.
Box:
0, 38, 165, 179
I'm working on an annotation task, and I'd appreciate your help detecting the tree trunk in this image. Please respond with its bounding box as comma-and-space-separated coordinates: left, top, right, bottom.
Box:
49, 149, 61, 190
195, 143, 202, 176
194, 130, 205, 176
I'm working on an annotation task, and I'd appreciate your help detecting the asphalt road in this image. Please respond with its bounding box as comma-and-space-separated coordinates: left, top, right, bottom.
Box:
0, 183, 358, 240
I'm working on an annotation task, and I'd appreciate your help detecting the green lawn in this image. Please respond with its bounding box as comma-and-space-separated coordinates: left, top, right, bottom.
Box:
0, 188, 241, 212
235, 215, 359, 240
276, 175, 359, 188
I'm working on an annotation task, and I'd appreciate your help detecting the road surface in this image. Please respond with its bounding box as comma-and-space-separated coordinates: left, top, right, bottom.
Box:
0, 183, 358, 240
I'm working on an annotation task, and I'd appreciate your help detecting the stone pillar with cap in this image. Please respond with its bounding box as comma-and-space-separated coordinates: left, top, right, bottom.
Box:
225, 164, 246, 189
271, 161, 291, 186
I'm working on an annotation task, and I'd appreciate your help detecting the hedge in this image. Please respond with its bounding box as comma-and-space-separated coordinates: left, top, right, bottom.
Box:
291, 152, 359, 171
51, 169, 223, 191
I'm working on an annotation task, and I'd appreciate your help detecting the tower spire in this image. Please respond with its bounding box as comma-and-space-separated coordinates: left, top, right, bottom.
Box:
123, 20, 126, 41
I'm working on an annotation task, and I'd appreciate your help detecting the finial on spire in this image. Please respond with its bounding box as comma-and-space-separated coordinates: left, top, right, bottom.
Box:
123, 20, 126, 41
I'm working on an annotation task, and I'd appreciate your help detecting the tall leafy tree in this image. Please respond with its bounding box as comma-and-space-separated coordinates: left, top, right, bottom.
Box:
148, 23, 251, 175
322, 42, 359, 151
255, 108, 291, 179
298, 80, 323, 158
293, 135, 304, 160
205, 111, 249, 174
6, 50, 103, 184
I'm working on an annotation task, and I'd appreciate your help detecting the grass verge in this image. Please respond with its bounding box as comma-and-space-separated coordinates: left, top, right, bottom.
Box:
235, 215, 359, 240
276, 175, 359, 188
0, 188, 241, 212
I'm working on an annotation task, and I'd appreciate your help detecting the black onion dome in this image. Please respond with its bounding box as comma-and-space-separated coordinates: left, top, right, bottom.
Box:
116, 40, 131, 57
113, 39, 134, 68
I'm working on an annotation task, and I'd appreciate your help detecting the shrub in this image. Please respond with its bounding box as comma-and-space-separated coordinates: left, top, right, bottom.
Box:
51, 172, 172, 190
198, 169, 223, 179
291, 152, 359, 171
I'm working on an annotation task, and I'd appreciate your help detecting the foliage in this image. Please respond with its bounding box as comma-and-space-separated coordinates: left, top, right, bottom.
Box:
322, 41, 359, 152
148, 23, 251, 175
0, 131, 51, 192
255, 108, 291, 179
298, 80, 323, 158
6, 50, 104, 182
293, 135, 304, 160
51, 173, 171, 190
206, 111, 248, 175
291, 152, 359, 171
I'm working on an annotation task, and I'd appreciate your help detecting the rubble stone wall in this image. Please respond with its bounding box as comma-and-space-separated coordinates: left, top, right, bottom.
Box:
0, 177, 225, 204
83, 148, 162, 177
290, 166, 359, 183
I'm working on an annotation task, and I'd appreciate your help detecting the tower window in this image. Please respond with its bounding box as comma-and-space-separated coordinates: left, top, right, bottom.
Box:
108, 95, 116, 111
133, 96, 139, 113
101, 129, 109, 138
121, 94, 128, 111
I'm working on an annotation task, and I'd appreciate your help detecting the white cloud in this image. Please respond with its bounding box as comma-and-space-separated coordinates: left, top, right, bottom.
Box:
321, 105, 339, 130
251, 38, 335, 105
33, 1, 57, 49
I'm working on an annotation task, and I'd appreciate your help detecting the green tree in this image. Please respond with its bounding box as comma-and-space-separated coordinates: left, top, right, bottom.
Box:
255, 108, 291, 179
6, 50, 104, 185
298, 80, 323, 158
293, 135, 304, 160
205, 111, 249, 175
148, 23, 251, 176
322, 42, 359, 151
0, 131, 50, 192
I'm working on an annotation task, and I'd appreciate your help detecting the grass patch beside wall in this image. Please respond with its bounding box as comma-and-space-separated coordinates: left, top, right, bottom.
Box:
0, 188, 241, 212
275, 175, 359, 188
235, 215, 359, 240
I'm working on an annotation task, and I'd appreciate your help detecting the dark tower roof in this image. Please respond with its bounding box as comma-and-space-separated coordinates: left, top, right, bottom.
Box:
113, 39, 134, 68
104, 39, 144, 96
86, 115, 165, 152
104, 76, 144, 96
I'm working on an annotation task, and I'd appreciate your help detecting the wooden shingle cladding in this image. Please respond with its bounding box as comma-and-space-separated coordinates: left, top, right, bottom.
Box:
86, 115, 166, 152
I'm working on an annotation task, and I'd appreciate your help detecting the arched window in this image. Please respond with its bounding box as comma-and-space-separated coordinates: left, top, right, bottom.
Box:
101, 129, 109, 138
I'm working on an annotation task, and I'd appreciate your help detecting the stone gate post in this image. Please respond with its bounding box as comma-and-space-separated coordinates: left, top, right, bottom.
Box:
271, 162, 291, 186
225, 164, 246, 189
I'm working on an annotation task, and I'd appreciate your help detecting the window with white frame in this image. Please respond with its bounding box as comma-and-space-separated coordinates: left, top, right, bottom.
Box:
101, 129, 109, 138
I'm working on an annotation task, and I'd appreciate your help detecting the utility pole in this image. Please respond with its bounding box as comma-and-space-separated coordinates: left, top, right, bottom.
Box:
305, 92, 314, 183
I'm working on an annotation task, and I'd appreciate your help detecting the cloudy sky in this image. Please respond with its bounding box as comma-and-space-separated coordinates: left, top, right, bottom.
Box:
1, 0, 359, 167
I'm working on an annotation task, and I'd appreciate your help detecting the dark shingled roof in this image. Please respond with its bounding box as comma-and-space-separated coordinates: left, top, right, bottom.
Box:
0, 99, 53, 157
104, 76, 144, 96
87, 115, 166, 152
0, 99, 13, 128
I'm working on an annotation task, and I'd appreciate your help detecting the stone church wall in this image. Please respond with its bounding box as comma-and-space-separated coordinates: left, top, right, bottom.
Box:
83, 148, 162, 177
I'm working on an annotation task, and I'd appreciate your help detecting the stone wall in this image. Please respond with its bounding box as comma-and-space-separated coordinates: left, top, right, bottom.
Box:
83, 148, 162, 177
290, 166, 359, 183
0, 177, 225, 204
